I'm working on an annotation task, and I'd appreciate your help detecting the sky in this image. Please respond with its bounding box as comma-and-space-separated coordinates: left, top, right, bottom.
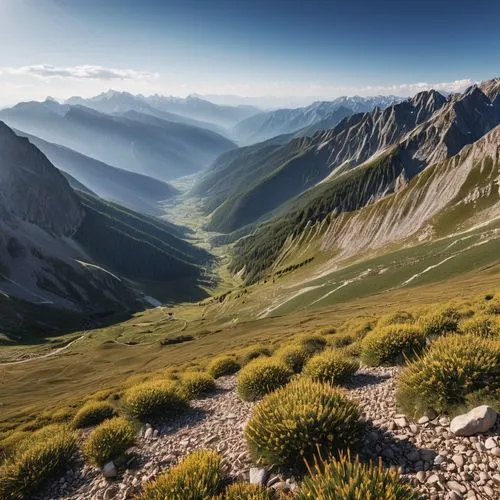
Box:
0, 0, 499, 107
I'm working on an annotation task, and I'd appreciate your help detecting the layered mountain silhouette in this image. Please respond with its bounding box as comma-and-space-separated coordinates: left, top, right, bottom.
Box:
0, 123, 211, 333
233, 95, 403, 145
224, 79, 500, 283
0, 100, 236, 182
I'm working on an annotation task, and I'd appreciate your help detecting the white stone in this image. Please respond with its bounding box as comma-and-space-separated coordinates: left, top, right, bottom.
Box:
102, 461, 117, 478
249, 467, 266, 485
450, 406, 497, 436
484, 437, 496, 450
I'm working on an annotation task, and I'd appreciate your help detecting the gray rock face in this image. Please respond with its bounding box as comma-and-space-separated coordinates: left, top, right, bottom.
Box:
450, 406, 497, 436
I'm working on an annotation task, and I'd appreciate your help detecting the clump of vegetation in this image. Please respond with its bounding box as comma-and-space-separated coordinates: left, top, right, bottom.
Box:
296, 452, 418, 500
296, 333, 327, 356
418, 307, 459, 336
361, 324, 427, 366
275, 343, 310, 373
180, 372, 216, 399
329, 333, 355, 348
0, 425, 77, 499
240, 345, 272, 365
303, 349, 359, 384
245, 378, 362, 468
138, 449, 222, 499
396, 334, 500, 417
459, 314, 500, 338
342, 340, 362, 358
220, 482, 274, 499
336, 317, 375, 340
72, 401, 117, 429
207, 356, 241, 378
237, 358, 293, 402
482, 298, 500, 315
122, 380, 188, 421
377, 311, 414, 328
83, 417, 136, 467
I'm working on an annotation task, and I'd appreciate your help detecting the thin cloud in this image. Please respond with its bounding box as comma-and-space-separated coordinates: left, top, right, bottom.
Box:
0, 64, 159, 81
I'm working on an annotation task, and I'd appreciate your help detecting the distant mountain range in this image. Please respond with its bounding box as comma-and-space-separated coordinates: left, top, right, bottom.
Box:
0, 99, 236, 182
0, 122, 211, 333
232, 95, 404, 145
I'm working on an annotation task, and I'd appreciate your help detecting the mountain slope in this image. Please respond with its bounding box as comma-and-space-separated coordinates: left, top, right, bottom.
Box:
16, 131, 177, 215
0, 100, 236, 182
0, 122, 212, 333
229, 81, 500, 283
233, 95, 403, 145
198, 90, 446, 234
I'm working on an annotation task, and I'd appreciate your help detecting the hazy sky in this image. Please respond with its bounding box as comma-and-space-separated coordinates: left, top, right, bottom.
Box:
0, 0, 499, 106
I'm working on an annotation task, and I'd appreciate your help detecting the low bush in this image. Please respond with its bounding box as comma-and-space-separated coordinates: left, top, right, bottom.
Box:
275, 343, 310, 373
337, 317, 374, 340
0, 426, 77, 499
329, 334, 355, 348
418, 308, 459, 337
377, 311, 414, 328
303, 349, 359, 384
237, 358, 293, 401
72, 401, 117, 429
482, 299, 500, 315
83, 417, 136, 466
361, 324, 427, 366
396, 334, 500, 417
459, 314, 500, 338
122, 380, 188, 421
245, 378, 362, 468
296, 333, 327, 356
342, 341, 362, 358
138, 449, 222, 499
240, 345, 272, 365
181, 372, 216, 399
221, 482, 274, 499
207, 356, 241, 378
296, 451, 418, 499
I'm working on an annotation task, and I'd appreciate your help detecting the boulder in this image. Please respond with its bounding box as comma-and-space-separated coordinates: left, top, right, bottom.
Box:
249, 467, 267, 485
102, 461, 117, 478
450, 406, 497, 436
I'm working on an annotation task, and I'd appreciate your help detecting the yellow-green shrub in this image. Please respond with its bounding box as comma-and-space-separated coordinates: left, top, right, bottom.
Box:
72, 401, 117, 429
245, 378, 362, 468
418, 308, 459, 336
237, 358, 293, 402
342, 341, 362, 358
459, 314, 500, 338
207, 356, 241, 378
337, 317, 374, 340
396, 335, 500, 417
240, 345, 272, 365
138, 449, 222, 499
123, 380, 188, 421
482, 299, 500, 315
83, 417, 136, 466
303, 349, 359, 384
329, 333, 355, 348
361, 324, 427, 366
296, 333, 327, 356
0, 426, 77, 499
377, 311, 414, 328
275, 343, 310, 373
180, 372, 216, 399
221, 483, 274, 499
296, 452, 418, 500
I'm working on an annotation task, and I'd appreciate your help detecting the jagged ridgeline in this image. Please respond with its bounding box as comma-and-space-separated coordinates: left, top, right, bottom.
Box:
225, 79, 500, 283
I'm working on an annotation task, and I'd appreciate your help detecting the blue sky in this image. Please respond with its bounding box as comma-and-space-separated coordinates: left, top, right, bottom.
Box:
0, 0, 499, 106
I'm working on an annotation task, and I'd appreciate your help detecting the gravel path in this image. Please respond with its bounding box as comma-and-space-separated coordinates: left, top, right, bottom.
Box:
40, 368, 499, 500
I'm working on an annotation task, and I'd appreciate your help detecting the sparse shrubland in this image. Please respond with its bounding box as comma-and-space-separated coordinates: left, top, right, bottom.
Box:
180, 372, 216, 399
237, 358, 292, 401
361, 324, 427, 366
275, 343, 310, 372
138, 449, 222, 500
458, 314, 500, 338
239, 345, 272, 365
296, 452, 418, 500
303, 349, 359, 384
207, 356, 241, 378
245, 378, 362, 467
377, 311, 414, 328
83, 417, 136, 467
72, 401, 117, 429
396, 334, 500, 417
122, 380, 188, 421
0, 425, 77, 499
329, 333, 355, 348
296, 333, 327, 356
418, 307, 459, 337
